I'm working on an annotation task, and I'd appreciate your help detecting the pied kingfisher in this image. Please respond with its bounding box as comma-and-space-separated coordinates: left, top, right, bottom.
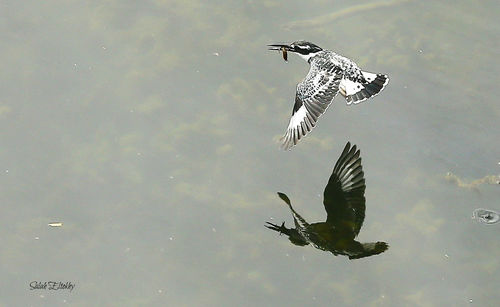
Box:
268, 41, 389, 150
265, 142, 389, 259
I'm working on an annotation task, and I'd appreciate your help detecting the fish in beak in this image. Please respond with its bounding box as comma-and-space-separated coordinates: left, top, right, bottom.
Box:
268, 43, 292, 62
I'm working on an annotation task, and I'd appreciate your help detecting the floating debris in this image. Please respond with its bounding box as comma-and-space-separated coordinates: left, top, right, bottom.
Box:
48, 222, 63, 227
472, 208, 499, 225
445, 172, 499, 189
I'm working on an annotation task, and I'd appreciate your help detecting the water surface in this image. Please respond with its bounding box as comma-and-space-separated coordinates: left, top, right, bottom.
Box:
1, 0, 499, 305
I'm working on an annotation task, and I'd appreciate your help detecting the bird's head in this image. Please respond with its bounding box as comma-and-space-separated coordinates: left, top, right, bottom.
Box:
268, 40, 323, 62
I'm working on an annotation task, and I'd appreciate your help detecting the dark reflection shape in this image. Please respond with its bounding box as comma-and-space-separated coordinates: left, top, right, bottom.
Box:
472, 208, 499, 225
266, 142, 388, 259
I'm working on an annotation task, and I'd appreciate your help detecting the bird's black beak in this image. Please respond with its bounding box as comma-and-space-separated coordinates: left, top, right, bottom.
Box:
268, 43, 292, 62
267, 43, 292, 51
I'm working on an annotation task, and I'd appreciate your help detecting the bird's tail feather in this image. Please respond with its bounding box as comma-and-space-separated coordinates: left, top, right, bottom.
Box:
340, 72, 389, 104
348, 241, 389, 259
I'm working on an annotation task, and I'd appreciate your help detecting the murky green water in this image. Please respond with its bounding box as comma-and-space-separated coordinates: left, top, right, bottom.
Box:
1, 0, 498, 306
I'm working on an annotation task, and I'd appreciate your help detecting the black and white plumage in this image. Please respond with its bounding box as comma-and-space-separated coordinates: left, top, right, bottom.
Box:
268, 41, 389, 150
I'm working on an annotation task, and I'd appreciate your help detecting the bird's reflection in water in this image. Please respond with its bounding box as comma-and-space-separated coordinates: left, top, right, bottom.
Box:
266, 142, 388, 260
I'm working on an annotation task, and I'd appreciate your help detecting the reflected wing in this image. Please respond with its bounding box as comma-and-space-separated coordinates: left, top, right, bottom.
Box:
323, 142, 366, 235
281, 67, 341, 150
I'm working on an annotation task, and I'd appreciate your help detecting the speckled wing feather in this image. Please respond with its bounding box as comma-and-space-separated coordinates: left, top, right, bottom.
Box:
281, 64, 341, 150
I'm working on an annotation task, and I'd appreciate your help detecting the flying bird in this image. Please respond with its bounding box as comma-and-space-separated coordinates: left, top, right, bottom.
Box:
268, 41, 389, 150
266, 142, 388, 259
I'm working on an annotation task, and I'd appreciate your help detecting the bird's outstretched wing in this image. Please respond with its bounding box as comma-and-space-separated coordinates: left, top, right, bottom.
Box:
281, 66, 341, 150
323, 142, 366, 235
